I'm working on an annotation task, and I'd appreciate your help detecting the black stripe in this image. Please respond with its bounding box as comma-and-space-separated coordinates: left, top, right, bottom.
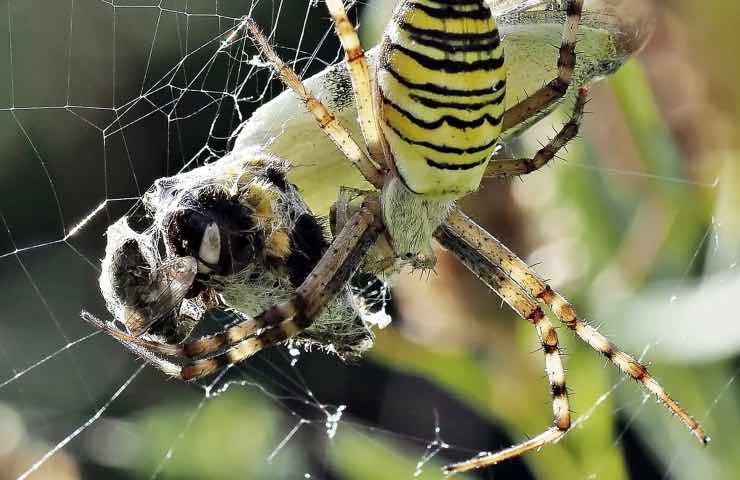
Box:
403, 27, 501, 54
383, 64, 503, 96
426, 156, 488, 171
383, 94, 501, 130
385, 121, 498, 155
409, 83, 505, 110
420, 0, 485, 6
551, 383, 567, 398
391, 43, 504, 73
566, 0, 583, 16
399, 21, 500, 43
412, 2, 492, 20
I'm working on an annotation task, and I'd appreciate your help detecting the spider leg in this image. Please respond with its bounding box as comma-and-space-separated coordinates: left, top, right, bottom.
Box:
81, 310, 181, 357
442, 209, 709, 447
325, 0, 386, 167
85, 196, 383, 379
486, 87, 586, 178
82, 295, 260, 359
501, 0, 583, 133
181, 194, 382, 357
435, 226, 571, 473
246, 18, 383, 188
179, 195, 383, 380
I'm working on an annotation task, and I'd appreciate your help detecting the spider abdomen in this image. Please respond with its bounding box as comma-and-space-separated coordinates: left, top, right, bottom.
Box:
378, 0, 506, 196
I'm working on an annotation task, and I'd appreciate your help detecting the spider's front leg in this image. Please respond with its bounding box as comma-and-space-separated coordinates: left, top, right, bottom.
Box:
246, 18, 384, 188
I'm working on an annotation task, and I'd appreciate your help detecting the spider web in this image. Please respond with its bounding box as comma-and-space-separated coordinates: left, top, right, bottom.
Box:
0, 1, 737, 479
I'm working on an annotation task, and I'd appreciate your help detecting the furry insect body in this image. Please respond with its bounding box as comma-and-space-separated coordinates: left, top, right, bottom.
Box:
96, 148, 382, 358
378, 0, 506, 197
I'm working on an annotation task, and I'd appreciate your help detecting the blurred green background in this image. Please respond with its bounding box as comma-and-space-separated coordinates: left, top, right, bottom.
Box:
0, 1, 738, 479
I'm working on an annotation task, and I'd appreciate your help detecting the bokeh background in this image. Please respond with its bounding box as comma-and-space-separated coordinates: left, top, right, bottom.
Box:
0, 0, 738, 479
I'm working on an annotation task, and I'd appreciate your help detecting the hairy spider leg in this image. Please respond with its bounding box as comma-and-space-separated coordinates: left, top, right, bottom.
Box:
436, 225, 571, 473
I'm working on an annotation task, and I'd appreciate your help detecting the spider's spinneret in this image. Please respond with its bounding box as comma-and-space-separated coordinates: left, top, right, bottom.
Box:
379, 0, 505, 196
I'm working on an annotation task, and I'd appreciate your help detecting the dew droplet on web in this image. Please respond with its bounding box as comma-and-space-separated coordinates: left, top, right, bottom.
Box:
325, 405, 346, 439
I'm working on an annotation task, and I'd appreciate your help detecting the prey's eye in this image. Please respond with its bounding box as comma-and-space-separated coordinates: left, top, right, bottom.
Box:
164, 209, 211, 259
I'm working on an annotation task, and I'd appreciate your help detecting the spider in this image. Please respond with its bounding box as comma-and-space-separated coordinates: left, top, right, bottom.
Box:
85, 0, 707, 473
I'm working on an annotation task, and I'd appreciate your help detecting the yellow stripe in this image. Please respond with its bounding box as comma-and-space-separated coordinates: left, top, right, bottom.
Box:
384, 105, 499, 152
378, 0, 505, 195
396, 24, 503, 64
405, 7, 494, 35
387, 51, 505, 93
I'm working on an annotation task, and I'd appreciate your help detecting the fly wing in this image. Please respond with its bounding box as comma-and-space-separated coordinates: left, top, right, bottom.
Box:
233, 0, 651, 216
124, 256, 198, 337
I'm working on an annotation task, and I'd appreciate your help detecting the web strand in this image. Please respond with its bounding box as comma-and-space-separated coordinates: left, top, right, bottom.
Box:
0, 1, 735, 479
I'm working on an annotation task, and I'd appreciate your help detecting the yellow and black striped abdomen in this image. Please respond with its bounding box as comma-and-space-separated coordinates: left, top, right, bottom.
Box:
377, 0, 505, 196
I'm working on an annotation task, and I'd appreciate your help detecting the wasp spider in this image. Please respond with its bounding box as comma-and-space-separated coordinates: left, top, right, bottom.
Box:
86, 0, 708, 473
